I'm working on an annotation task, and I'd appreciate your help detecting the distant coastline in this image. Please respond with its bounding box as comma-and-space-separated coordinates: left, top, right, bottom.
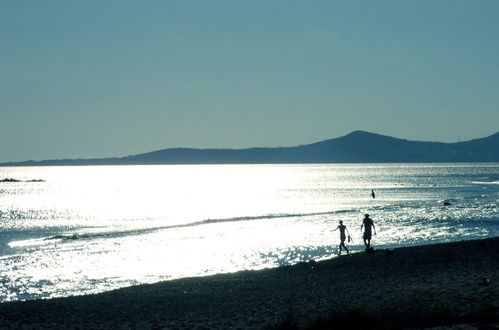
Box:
1, 130, 498, 166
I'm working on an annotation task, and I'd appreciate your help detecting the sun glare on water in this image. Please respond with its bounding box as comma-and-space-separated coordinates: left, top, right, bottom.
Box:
1, 164, 497, 301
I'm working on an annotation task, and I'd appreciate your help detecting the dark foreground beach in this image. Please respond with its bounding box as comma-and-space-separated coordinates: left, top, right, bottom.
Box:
0, 238, 498, 330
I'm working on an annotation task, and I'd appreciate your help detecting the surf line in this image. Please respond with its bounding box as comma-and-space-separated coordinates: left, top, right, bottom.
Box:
8, 209, 357, 247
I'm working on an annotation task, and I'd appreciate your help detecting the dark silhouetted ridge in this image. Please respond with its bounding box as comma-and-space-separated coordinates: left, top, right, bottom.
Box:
1, 131, 498, 166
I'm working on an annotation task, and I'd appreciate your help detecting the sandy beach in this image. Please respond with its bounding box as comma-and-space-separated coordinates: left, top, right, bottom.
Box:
0, 237, 497, 329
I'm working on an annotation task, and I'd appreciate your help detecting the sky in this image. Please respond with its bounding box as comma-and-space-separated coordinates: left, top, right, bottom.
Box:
1, 0, 499, 162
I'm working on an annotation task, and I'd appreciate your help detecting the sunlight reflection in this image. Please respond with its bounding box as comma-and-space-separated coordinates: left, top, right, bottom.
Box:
1, 164, 497, 301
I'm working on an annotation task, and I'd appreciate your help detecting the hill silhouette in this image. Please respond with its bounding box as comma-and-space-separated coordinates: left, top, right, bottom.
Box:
2, 131, 498, 166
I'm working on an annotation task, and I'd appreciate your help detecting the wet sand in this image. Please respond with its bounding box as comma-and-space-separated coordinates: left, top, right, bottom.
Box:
0, 238, 498, 329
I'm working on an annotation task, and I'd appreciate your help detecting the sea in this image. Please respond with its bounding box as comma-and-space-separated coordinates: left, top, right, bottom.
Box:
0, 163, 498, 302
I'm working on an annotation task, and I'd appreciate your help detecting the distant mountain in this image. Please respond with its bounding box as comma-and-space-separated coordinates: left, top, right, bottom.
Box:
2, 131, 499, 166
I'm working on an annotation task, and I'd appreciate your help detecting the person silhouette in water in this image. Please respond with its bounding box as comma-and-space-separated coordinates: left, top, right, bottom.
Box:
371, 190, 375, 199
333, 220, 350, 255
361, 214, 376, 249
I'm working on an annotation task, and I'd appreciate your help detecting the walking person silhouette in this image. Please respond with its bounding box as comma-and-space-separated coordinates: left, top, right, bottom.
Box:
333, 220, 351, 255
361, 214, 376, 249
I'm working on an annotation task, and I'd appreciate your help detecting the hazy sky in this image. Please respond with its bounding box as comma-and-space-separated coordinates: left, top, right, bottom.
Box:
1, 1, 498, 162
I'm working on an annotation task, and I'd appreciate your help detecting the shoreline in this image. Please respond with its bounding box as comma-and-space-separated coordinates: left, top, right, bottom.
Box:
1, 237, 498, 329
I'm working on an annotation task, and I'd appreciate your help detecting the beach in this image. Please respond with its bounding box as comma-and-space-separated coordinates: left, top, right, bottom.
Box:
0, 238, 497, 329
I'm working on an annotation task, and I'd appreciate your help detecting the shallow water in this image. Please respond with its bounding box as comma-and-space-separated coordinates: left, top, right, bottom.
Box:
0, 163, 498, 302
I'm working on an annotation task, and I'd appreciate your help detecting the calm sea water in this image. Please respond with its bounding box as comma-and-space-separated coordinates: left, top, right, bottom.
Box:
0, 163, 498, 302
